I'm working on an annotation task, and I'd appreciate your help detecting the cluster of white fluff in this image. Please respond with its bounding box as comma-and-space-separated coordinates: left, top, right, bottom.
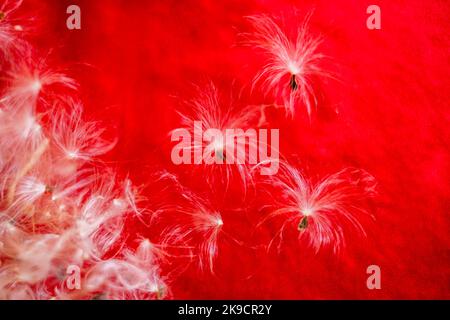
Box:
0, 0, 166, 299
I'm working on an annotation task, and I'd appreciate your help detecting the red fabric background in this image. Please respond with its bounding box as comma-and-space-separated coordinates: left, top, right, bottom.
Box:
19, 0, 449, 299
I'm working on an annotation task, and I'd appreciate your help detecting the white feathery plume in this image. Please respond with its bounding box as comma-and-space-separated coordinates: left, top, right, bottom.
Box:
260, 163, 377, 254
51, 101, 116, 162
1, 60, 78, 109
0, 0, 29, 58
245, 13, 327, 118
81, 239, 168, 300
164, 186, 224, 274
172, 81, 262, 190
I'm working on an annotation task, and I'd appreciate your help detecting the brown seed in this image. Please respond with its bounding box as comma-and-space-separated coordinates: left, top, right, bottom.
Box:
289, 74, 298, 91
298, 216, 308, 231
